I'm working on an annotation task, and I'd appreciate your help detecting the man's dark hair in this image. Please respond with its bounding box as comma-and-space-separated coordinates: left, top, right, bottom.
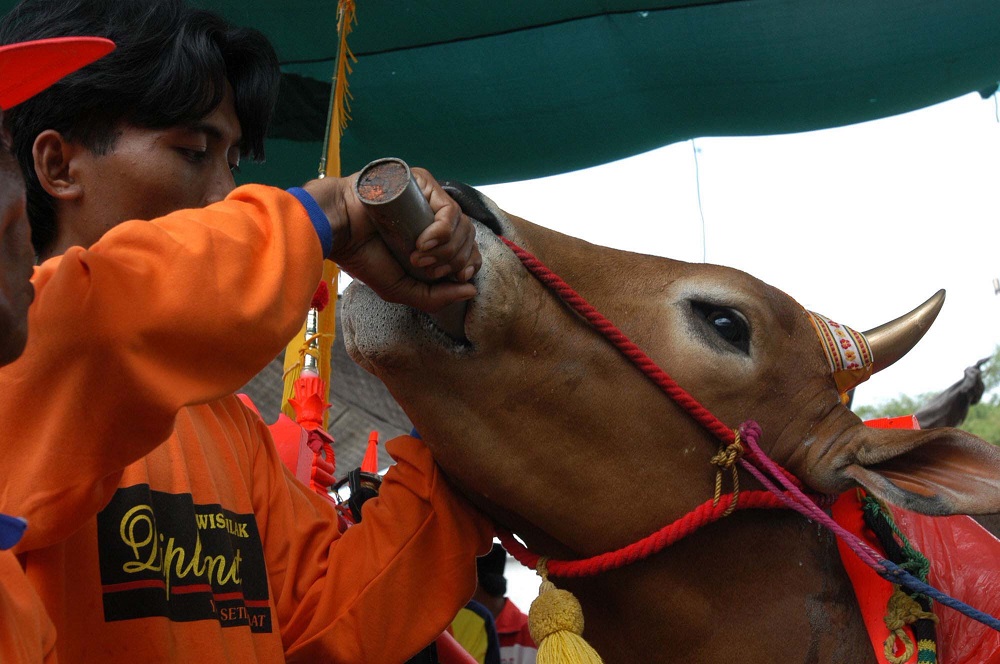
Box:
477, 543, 508, 598
0, 0, 280, 253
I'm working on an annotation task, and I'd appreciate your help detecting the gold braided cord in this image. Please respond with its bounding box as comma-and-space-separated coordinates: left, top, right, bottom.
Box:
710, 430, 744, 516
882, 587, 939, 664
535, 556, 550, 582
884, 629, 915, 664
281, 332, 337, 381
885, 586, 939, 629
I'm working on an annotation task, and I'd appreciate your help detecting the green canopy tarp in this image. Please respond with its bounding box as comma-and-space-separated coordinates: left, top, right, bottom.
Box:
6, 1, 1000, 187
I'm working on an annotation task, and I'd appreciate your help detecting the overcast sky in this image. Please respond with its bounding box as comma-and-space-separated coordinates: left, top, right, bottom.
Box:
477, 92, 1000, 410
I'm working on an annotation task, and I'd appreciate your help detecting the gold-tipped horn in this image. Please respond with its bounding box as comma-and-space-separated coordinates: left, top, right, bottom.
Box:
865, 289, 946, 374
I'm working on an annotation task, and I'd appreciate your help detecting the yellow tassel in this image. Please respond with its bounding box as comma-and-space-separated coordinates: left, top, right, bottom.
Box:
322, 0, 355, 179
529, 559, 604, 664
281, 0, 353, 424
280, 264, 338, 426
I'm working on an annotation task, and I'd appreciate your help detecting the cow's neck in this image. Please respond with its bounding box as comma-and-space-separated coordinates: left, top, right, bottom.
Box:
535, 508, 875, 664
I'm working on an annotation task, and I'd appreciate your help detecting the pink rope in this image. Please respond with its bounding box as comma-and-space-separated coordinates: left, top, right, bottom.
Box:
737, 422, 885, 570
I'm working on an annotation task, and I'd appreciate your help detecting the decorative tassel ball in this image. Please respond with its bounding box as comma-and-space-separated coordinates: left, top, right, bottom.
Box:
529, 578, 604, 664
311, 280, 331, 311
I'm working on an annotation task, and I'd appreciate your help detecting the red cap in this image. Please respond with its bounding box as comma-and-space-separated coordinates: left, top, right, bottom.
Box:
0, 36, 115, 109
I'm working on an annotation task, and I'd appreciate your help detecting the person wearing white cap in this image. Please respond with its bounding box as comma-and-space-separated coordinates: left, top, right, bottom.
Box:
0, 33, 114, 664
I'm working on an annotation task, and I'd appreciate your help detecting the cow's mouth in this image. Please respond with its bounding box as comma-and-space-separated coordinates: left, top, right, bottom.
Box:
421, 187, 510, 345
341, 208, 515, 370
415, 299, 476, 351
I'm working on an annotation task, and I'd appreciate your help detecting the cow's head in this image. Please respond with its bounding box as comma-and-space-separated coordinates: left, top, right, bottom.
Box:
342, 184, 1000, 556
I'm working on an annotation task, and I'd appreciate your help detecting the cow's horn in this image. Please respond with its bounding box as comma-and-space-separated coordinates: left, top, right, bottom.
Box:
865, 289, 946, 374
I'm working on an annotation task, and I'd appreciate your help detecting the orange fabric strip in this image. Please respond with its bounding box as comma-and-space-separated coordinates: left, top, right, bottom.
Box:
832, 490, 917, 664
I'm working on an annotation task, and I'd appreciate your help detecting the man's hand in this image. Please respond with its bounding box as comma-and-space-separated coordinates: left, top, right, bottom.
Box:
302, 167, 481, 312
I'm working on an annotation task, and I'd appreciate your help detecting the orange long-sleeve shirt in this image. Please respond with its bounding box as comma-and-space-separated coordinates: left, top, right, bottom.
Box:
0, 185, 491, 662
0, 549, 57, 663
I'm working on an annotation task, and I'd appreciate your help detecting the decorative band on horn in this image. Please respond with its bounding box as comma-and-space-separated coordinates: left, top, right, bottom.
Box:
807, 311, 874, 393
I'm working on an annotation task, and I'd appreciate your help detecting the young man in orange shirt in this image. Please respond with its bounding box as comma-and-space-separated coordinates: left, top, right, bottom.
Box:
0, 0, 491, 661
0, 34, 115, 663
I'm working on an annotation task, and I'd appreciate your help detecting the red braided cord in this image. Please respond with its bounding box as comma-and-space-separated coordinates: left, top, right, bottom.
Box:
310, 442, 336, 495
495, 237, 828, 578
501, 237, 735, 445
496, 490, 791, 578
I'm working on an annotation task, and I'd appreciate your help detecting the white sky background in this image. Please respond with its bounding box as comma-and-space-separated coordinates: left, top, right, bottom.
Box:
341, 92, 1000, 410
474, 92, 1000, 410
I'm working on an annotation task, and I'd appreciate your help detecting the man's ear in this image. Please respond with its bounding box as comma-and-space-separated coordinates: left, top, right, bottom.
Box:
32, 129, 83, 201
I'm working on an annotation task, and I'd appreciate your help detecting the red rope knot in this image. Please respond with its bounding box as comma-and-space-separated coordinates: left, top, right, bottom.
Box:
711, 428, 745, 516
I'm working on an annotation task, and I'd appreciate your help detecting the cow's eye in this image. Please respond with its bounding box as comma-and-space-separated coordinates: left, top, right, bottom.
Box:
691, 302, 750, 354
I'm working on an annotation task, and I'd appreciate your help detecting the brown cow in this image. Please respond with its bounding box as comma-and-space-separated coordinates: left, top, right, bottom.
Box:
341, 184, 1000, 663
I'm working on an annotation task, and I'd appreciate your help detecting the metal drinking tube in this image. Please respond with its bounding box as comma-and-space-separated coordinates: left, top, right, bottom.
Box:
354, 157, 468, 339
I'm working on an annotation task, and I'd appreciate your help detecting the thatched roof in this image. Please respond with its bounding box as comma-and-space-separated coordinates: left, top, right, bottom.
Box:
237, 301, 412, 475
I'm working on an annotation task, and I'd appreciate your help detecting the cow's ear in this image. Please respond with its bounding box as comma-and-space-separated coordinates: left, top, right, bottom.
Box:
837, 425, 1000, 515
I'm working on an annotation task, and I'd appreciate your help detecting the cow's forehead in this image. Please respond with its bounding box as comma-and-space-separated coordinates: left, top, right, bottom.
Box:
666, 267, 873, 395
661, 263, 807, 332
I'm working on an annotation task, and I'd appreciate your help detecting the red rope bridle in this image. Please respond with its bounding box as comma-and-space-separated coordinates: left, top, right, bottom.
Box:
492, 236, 1000, 635
500, 238, 734, 445
494, 236, 831, 577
